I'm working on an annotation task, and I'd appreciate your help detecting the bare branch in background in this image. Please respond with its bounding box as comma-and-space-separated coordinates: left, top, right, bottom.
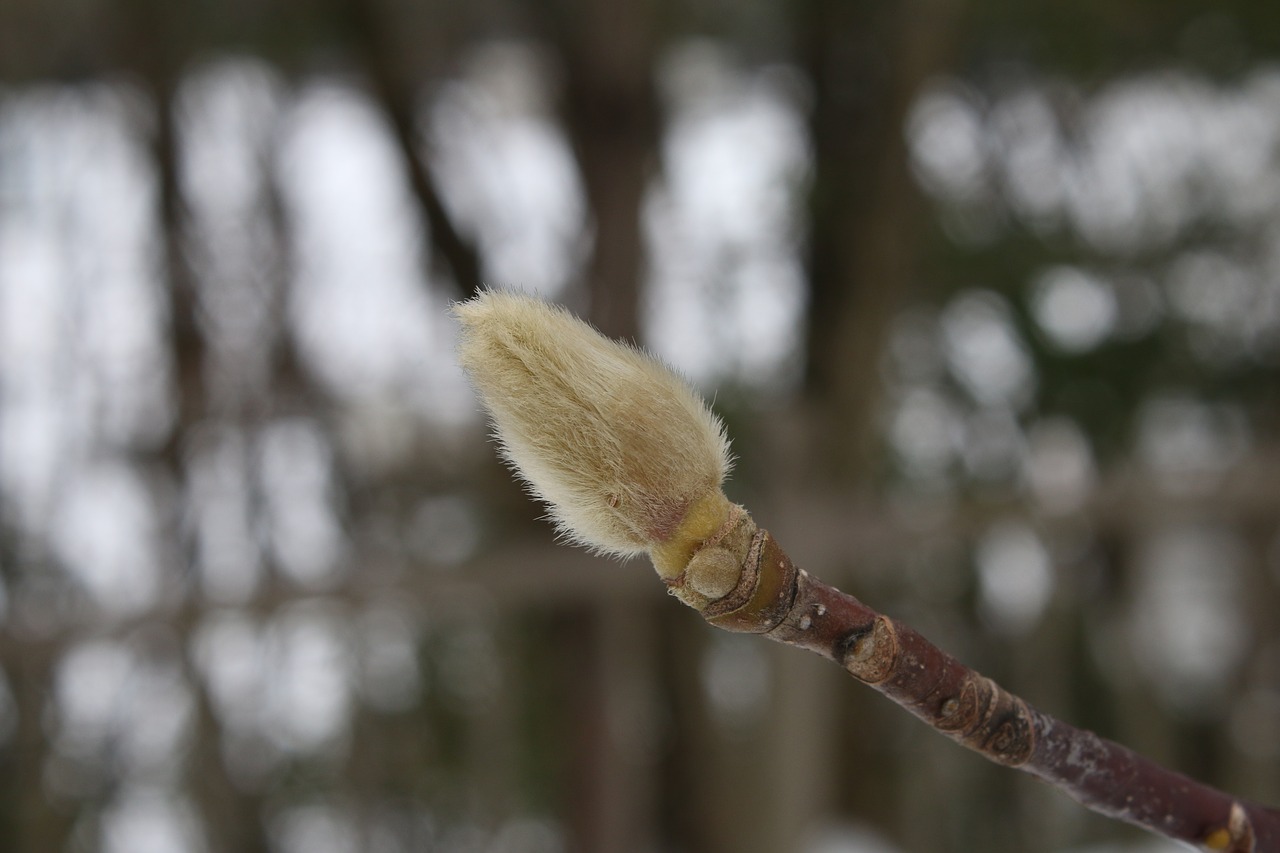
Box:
339, 0, 484, 301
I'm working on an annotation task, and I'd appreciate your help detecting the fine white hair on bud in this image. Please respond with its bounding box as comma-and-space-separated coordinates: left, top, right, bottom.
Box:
454, 290, 733, 561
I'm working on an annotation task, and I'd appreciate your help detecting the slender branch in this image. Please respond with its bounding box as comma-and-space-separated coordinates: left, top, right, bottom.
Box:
674, 508, 1280, 853
453, 290, 1280, 853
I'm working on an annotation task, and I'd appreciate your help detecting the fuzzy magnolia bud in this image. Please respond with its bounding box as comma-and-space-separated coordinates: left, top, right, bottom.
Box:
454, 291, 734, 577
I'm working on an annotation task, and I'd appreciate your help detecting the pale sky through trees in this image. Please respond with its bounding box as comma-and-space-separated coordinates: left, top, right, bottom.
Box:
2, 32, 1280, 853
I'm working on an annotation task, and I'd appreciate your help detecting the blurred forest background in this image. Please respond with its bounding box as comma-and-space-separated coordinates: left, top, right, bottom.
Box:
2, 0, 1280, 851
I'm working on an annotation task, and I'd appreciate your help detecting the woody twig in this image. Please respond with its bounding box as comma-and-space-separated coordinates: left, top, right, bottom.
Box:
455, 290, 1280, 852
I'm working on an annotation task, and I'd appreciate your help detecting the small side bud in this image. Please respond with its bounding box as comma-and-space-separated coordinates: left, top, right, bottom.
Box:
454, 291, 733, 569
685, 548, 741, 599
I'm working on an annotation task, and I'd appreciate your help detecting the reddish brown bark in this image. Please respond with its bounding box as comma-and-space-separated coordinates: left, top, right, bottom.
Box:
678, 522, 1280, 852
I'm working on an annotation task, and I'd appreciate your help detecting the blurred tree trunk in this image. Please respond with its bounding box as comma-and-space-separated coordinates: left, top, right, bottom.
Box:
117, 4, 277, 846
1232, 523, 1280, 811
799, 0, 963, 479
145, 70, 273, 853
530, 2, 666, 849
790, 1, 964, 849
656, 611, 719, 853
555, 602, 662, 853
546, 0, 662, 341
3, 644, 71, 853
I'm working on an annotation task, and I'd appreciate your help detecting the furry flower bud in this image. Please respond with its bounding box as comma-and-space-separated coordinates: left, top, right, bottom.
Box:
454, 291, 733, 576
